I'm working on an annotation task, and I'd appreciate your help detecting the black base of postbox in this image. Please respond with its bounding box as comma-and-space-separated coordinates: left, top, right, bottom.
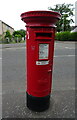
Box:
26, 92, 50, 112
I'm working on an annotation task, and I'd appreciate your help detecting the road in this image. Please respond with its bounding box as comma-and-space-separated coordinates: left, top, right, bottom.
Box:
1, 41, 75, 118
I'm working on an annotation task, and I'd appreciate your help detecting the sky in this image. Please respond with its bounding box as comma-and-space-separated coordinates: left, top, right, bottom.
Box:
0, 0, 76, 30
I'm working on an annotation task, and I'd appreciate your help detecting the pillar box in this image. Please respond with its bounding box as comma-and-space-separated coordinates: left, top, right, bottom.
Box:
21, 11, 61, 112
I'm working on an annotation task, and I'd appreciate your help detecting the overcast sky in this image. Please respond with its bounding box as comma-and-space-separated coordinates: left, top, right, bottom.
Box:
0, 0, 76, 30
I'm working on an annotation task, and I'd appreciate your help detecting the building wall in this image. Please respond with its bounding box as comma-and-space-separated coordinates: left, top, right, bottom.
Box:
75, 1, 77, 26
0, 20, 14, 36
0, 21, 2, 35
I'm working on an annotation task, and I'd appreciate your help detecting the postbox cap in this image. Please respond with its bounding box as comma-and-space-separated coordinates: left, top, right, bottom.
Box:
21, 10, 61, 27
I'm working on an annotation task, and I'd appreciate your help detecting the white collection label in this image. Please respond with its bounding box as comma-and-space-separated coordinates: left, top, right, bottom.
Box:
39, 44, 49, 59
36, 61, 49, 65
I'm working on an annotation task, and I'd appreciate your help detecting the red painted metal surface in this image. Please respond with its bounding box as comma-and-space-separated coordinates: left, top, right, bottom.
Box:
21, 11, 61, 97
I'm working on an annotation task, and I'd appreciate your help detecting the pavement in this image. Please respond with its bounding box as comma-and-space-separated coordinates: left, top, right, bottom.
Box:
0, 41, 76, 119
1, 43, 26, 49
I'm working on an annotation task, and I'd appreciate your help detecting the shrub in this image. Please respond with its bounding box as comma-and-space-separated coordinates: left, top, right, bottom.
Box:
60, 31, 70, 41
55, 32, 77, 41
55, 32, 62, 41
69, 32, 77, 41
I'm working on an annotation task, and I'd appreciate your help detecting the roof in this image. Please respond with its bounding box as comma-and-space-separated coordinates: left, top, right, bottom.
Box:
71, 26, 77, 32
0, 20, 14, 30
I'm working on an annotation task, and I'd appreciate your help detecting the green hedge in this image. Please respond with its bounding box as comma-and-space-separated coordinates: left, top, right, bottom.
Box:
55, 32, 77, 41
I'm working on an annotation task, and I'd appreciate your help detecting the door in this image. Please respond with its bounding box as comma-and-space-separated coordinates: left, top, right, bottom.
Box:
36, 41, 52, 96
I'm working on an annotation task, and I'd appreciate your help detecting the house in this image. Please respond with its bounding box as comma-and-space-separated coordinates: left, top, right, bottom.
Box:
71, 1, 77, 32
0, 20, 14, 36
75, 1, 77, 32
75, 1, 77, 26
71, 26, 77, 32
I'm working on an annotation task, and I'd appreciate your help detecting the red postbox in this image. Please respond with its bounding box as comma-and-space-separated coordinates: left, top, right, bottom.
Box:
21, 11, 61, 111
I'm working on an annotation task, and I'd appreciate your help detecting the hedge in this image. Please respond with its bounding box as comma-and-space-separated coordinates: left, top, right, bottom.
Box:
55, 31, 77, 41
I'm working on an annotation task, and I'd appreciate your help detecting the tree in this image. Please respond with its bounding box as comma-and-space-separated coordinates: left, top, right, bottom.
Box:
14, 34, 22, 43
4, 30, 12, 43
48, 3, 74, 32
19, 29, 26, 40
0, 35, 2, 43
13, 29, 25, 40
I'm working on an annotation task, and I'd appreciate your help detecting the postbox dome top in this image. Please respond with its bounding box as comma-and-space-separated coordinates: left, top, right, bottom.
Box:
21, 10, 61, 27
